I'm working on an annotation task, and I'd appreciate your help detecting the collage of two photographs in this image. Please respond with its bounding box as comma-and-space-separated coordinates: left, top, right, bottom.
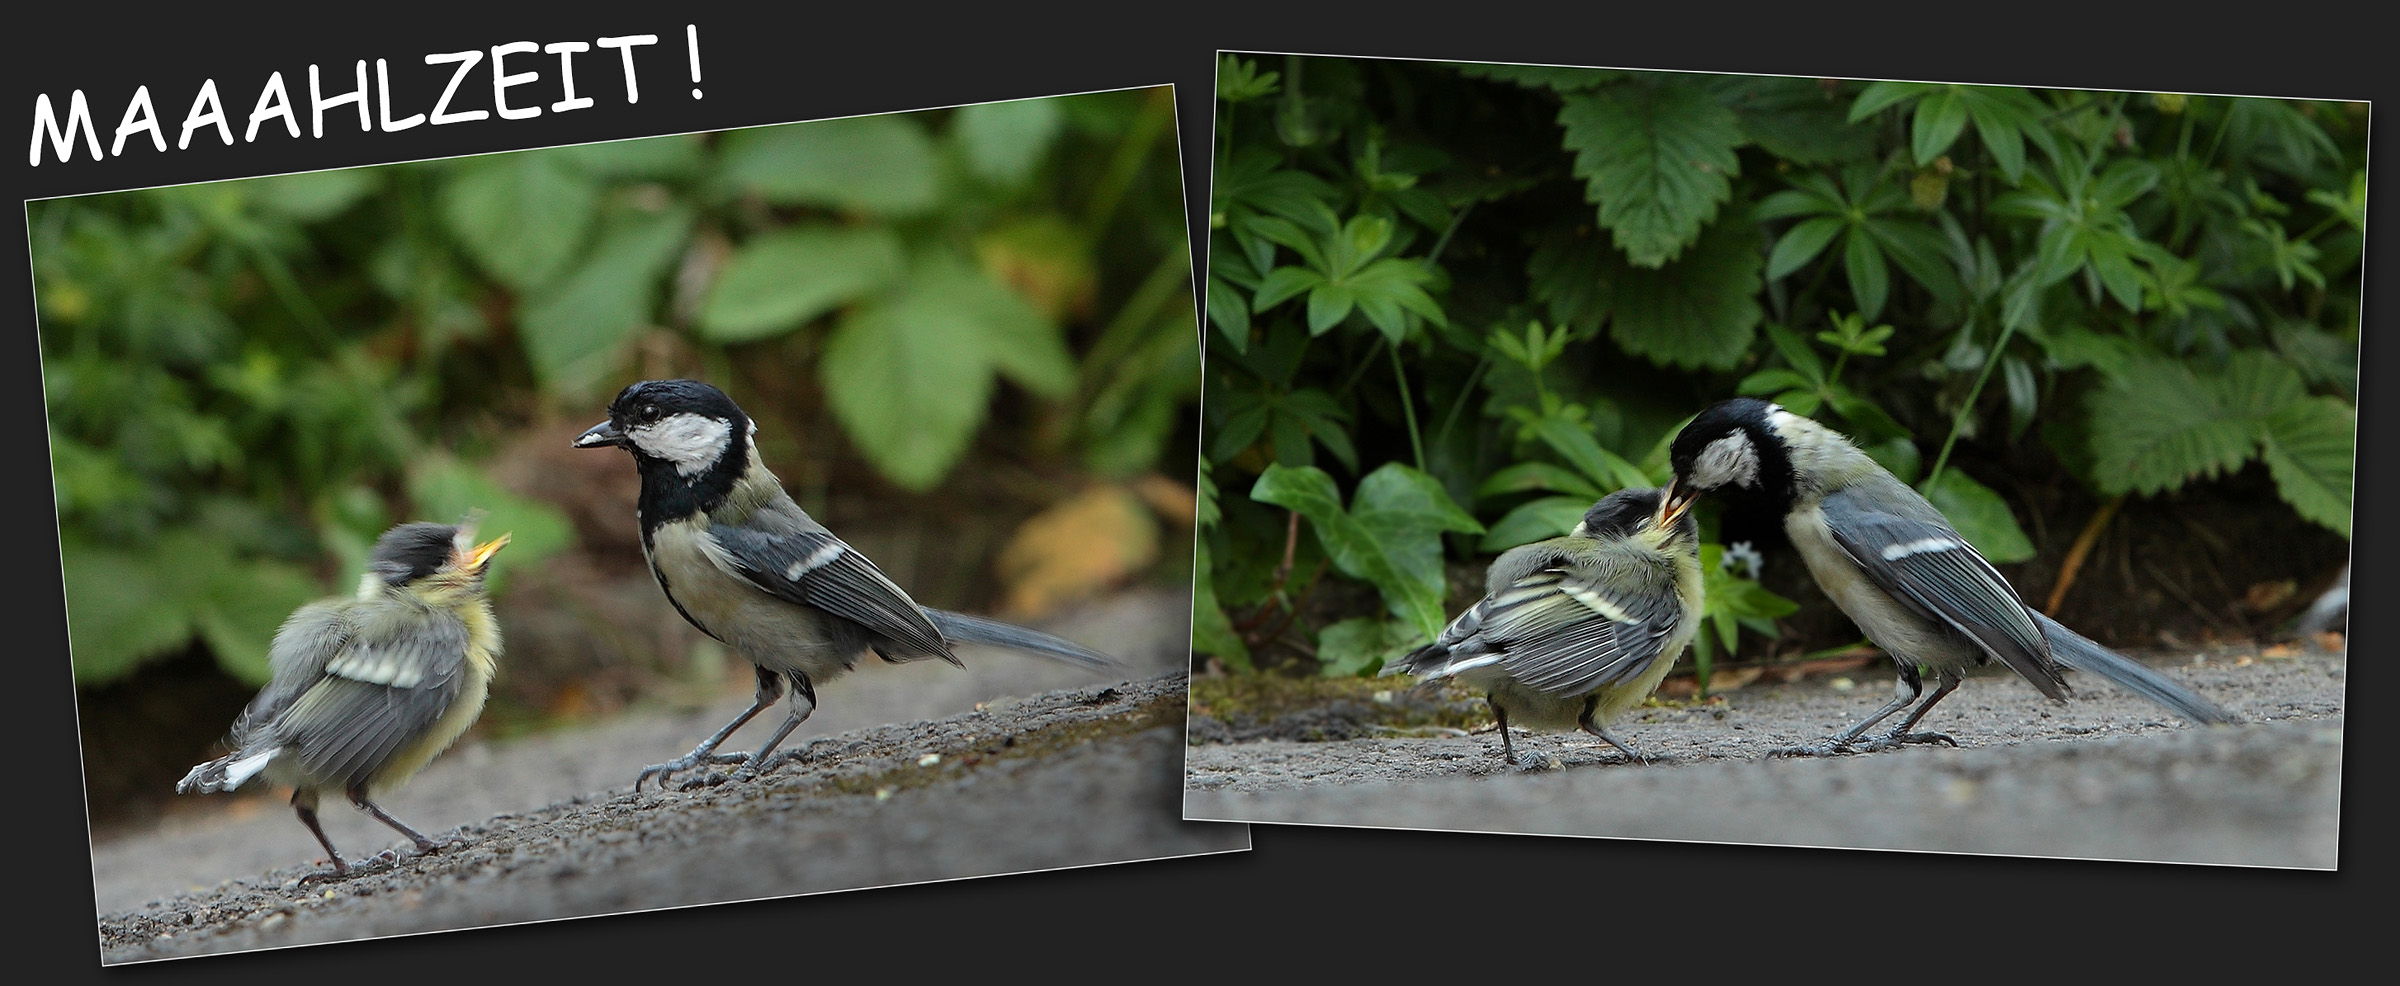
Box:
37, 52, 2359, 965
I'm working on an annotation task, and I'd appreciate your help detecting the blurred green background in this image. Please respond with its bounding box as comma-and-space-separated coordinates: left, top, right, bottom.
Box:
1196, 56, 2360, 686
34, 86, 1200, 822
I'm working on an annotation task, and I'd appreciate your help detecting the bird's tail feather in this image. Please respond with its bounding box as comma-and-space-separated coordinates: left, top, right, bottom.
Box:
176, 748, 275, 794
2033, 612, 2243, 725
924, 608, 1124, 673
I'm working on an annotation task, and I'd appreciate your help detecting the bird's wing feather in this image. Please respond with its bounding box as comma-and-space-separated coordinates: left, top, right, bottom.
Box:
274, 602, 468, 788
1404, 543, 1683, 697
1819, 485, 2062, 694
706, 522, 954, 661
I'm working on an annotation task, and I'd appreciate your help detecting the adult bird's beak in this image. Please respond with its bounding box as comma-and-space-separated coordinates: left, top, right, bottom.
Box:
1658, 480, 1696, 528
460, 533, 512, 574
573, 419, 628, 449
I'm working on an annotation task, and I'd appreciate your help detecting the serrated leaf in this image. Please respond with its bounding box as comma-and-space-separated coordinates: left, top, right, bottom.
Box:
59, 534, 211, 685
1604, 211, 1764, 370
1558, 83, 1744, 267
697, 225, 905, 343
439, 152, 601, 291
953, 97, 1064, 186
719, 114, 940, 216
518, 205, 694, 395
2260, 396, 2355, 538
1918, 469, 2035, 564
2087, 356, 2262, 495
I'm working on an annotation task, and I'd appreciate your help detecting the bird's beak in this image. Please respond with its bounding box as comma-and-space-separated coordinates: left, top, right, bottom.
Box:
573, 419, 627, 449
461, 533, 511, 573
1658, 480, 1696, 528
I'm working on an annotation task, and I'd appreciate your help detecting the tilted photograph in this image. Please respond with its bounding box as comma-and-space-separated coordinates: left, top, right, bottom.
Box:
40, 85, 1242, 964
1187, 53, 2357, 868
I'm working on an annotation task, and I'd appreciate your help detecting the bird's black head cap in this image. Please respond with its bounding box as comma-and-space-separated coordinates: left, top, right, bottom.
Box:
1670, 398, 1798, 502
578, 379, 758, 525
369, 522, 463, 587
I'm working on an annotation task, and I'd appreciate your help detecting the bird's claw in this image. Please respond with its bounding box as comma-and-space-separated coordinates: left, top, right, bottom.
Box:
636, 751, 752, 791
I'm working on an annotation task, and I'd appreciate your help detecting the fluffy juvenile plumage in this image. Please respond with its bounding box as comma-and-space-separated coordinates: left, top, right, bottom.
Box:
1383, 487, 1702, 766
1663, 397, 2238, 755
573, 379, 1122, 790
177, 521, 510, 875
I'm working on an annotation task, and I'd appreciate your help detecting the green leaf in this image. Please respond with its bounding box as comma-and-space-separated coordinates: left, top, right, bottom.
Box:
405, 457, 576, 596
1478, 496, 1589, 552
1190, 540, 1252, 669
2260, 396, 2355, 538
1455, 63, 1621, 91
697, 225, 905, 343
517, 205, 694, 396
548, 133, 708, 178
1765, 215, 1844, 281
1910, 87, 1971, 165
820, 255, 1070, 489
439, 152, 601, 291
240, 168, 379, 220
1315, 616, 1416, 678
718, 114, 941, 216
1917, 469, 2036, 564
1475, 462, 1603, 501
1844, 225, 1891, 320
953, 97, 1064, 186
2086, 355, 2266, 495
59, 533, 211, 685
1205, 275, 1251, 349
1558, 82, 1744, 267
1603, 210, 1764, 370
197, 559, 325, 685
1252, 463, 1481, 639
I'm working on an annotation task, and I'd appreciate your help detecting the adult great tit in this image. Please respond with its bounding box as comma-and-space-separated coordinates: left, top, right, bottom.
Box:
1662, 397, 2240, 755
177, 521, 511, 875
1382, 487, 1702, 766
572, 379, 1123, 791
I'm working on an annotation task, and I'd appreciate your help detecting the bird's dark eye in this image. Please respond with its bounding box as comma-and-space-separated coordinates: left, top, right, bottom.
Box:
642, 404, 659, 421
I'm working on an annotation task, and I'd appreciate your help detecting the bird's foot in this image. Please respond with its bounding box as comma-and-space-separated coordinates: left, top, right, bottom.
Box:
635, 751, 752, 792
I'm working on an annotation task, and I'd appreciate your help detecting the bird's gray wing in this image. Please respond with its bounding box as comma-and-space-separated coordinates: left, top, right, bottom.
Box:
272, 600, 468, 788
1424, 544, 1683, 697
1819, 484, 2062, 694
706, 521, 955, 663
224, 599, 355, 750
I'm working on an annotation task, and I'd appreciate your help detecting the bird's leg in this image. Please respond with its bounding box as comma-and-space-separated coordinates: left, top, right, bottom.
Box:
291, 790, 350, 877
1489, 697, 1518, 766
1579, 697, 1653, 764
350, 786, 444, 855
728, 672, 817, 783
1859, 670, 1963, 750
637, 666, 783, 791
1770, 665, 1923, 757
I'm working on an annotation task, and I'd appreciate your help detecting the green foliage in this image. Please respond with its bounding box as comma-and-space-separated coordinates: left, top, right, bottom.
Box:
36, 88, 1194, 686
1194, 55, 2361, 677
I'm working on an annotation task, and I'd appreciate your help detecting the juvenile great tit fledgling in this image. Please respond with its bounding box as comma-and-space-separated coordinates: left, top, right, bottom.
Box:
1663, 397, 2240, 756
176, 521, 511, 875
1382, 487, 1703, 766
572, 379, 1124, 791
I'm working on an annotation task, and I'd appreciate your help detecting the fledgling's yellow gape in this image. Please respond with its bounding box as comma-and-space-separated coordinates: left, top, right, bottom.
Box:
1384, 487, 1703, 767
177, 521, 510, 875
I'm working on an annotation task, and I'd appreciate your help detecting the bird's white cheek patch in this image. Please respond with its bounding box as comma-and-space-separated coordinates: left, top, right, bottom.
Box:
631, 416, 733, 475
1882, 537, 1964, 561
1695, 433, 1760, 490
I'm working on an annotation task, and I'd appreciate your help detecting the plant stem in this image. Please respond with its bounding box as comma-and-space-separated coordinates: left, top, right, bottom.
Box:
1390, 342, 1426, 471
1926, 317, 2018, 487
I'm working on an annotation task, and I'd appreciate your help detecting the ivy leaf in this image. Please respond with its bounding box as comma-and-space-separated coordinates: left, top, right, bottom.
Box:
1252, 463, 1482, 640
1917, 469, 2036, 564
1558, 81, 1744, 267
698, 225, 905, 343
